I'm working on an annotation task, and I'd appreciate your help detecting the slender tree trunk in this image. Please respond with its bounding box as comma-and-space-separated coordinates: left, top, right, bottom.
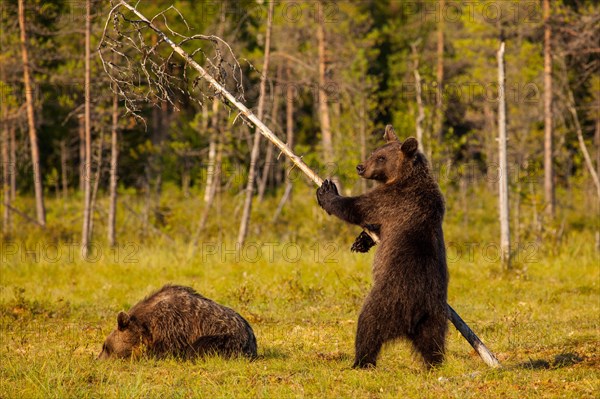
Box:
273, 62, 296, 222
410, 42, 425, 152
543, 0, 555, 218
88, 134, 104, 239
150, 99, 168, 196
9, 126, 15, 200
237, 0, 274, 246
595, 117, 600, 191
596, 118, 600, 252
182, 156, 190, 198
81, 0, 92, 257
433, 0, 445, 145
60, 140, 68, 198
565, 84, 600, 200
204, 4, 226, 204
497, 41, 511, 270
189, 137, 222, 258
204, 99, 219, 203
197, 139, 222, 235
18, 0, 46, 227
317, 0, 336, 183
78, 115, 85, 192
2, 123, 10, 234
108, 90, 119, 247
359, 94, 367, 194
258, 64, 283, 202
285, 64, 294, 174
1, 59, 11, 233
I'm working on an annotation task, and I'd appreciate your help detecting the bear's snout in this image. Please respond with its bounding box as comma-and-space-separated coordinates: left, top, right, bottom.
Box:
356, 164, 365, 175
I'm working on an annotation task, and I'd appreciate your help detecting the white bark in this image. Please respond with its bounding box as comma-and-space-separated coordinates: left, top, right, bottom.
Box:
108, 89, 119, 247
204, 100, 218, 203
497, 41, 511, 269
410, 42, 425, 151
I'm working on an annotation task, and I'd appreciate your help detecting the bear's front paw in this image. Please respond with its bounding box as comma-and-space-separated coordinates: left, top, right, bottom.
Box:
316, 179, 339, 211
351, 231, 376, 253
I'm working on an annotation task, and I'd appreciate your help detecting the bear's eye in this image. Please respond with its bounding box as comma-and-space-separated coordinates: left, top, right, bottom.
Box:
376, 156, 385, 163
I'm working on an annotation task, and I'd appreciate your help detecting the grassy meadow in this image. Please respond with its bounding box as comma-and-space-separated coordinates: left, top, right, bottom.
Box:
1, 181, 598, 398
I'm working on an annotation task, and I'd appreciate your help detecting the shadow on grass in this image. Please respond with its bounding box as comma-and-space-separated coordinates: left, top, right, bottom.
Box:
259, 346, 289, 360
517, 352, 583, 370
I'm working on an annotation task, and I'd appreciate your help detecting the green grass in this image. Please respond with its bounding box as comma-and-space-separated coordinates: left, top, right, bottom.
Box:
1, 183, 599, 398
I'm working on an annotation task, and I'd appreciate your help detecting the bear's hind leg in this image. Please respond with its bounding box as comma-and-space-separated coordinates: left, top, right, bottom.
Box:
353, 297, 385, 368
410, 313, 447, 368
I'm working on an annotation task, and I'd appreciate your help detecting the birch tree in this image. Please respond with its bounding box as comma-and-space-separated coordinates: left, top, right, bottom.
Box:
1, 60, 10, 233
433, 0, 445, 144
543, 0, 555, 218
497, 40, 511, 270
237, 0, 274, 246
1, 125, 10, 234
81, 0, 93, 257
108, 89, 119, 247
410, 41, 425, 152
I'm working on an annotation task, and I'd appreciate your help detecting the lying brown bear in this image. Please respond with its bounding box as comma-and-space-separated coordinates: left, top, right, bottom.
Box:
99, 285, 257, 360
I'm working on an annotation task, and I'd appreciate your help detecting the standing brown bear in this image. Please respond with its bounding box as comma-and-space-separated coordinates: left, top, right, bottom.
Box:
316, 126, 448, 369
99, 285, 257, 360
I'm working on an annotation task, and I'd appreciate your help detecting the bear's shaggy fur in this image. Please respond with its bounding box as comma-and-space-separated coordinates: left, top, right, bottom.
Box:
317, 127, 448, 368
98, 285, 257, 360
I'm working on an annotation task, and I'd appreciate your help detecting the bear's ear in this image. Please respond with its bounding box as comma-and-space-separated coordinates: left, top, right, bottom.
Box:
383, 124, 399, 143
117, 311, 130, 331
401, 137, 419, 157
